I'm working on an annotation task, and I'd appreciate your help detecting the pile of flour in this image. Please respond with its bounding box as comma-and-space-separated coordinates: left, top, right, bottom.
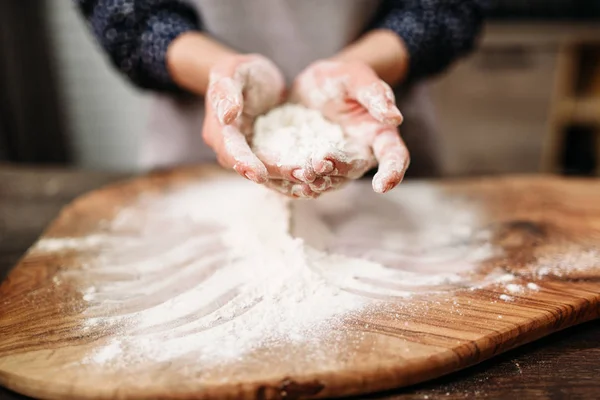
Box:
252, 104, 348, 167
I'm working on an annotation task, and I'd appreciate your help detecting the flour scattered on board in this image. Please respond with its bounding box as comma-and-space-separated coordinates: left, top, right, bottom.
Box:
31, 235, 115, 253
71, 175, 373, 367
535, 249, 600, 278
90, 340, 122, 364
32, 173, 591, 367
499, 294, 514, 302
505, 284, 523, 294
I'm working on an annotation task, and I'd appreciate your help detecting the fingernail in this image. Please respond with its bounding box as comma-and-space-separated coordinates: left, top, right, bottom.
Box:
372, 176, 385, 194
303, 168, 317, 183
291, 185, 304, 198
318, 160, 334, 174
243, 171, 259, 183
217, 99, 234, 124
391, 107, 403, 118
386, 108, 403, 125
292, 169, 305, 182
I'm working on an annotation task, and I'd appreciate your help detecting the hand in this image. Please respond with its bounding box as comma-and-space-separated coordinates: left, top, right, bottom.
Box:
202, 54, 285, 184
291, 60, 410, 194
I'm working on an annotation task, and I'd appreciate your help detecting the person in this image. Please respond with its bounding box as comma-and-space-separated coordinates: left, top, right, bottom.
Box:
75, 0, 489, 197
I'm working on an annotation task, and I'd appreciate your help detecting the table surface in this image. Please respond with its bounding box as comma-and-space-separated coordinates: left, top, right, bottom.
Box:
0, 166, 599, 400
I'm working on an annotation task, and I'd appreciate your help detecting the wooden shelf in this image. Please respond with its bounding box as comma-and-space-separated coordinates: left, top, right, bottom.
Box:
541, 38, 600, 175
556, 98, 600, 126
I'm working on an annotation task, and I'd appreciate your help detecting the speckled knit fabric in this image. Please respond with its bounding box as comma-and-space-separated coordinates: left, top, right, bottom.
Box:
75, 0, 491, 91
75, 0, 199, 91
375, 0, 491, 82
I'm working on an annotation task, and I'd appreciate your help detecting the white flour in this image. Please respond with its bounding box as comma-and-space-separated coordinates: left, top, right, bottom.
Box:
499, 294, 514, 302
505, 284, 523, 294
59, 176, 369, 367
534, 248, 600, 278
252, 104, 348, 168
33, 174, 584, 369
291, 183, 503, 297
31, 235, 114, 253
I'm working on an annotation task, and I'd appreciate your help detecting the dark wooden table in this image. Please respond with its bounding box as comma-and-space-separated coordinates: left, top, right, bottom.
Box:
1, 166, 599, 400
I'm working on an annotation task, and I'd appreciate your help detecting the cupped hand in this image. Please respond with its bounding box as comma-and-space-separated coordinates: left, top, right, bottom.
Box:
203, 54, 286, 184
291, 60, 410, 194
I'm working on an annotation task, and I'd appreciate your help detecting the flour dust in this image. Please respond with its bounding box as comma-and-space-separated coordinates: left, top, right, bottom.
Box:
30, 173, 592, 369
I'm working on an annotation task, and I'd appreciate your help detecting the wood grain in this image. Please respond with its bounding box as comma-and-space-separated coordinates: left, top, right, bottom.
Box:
0, 166, 599, 400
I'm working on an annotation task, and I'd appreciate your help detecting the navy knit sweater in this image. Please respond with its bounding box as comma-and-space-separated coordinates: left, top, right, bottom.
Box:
75, 0, 491, 92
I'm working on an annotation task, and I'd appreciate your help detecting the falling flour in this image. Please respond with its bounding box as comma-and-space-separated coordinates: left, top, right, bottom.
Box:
48, 176, 372, 369
252, 104, 348, 167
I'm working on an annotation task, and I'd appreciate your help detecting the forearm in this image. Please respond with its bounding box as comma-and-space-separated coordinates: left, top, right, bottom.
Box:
370, 0, 490, 83
166, 32, 238, 96
75, 0, 202, 92
333, 29, 410, 87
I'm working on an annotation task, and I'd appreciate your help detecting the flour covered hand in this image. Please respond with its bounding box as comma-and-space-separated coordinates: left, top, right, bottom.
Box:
203, 54, 285, 184
292, 60, 410, 194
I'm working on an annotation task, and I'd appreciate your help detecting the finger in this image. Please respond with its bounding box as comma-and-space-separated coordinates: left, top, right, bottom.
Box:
311, 140, 373, 179
309, 176, 347, 193
208, 70, 244, 125
312, 152, 372, 179
311, 147, 349, 176
350, 80, 403, 126
221, 125, 268, 183
294, 167, 317, 183
276, 164, 316, 184
255, 151, 317, 183
233, 56, 286, 117
322, 157, 372, 180
371, 128, 410, 194
309, 176, 331, 192
312, 155, 335, 175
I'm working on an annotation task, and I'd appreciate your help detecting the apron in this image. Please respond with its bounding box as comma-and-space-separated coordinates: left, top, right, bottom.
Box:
141, 0, 442, 178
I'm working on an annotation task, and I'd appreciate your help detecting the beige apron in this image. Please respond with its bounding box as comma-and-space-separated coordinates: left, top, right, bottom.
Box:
141, 0, 442, 178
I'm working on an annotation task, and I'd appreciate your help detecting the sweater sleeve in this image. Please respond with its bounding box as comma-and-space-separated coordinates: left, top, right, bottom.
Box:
374, 0, 492, 82
75, 0, 201, 91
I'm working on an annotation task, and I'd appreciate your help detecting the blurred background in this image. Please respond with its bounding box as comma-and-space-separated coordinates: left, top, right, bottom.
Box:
1, 1, 600, 176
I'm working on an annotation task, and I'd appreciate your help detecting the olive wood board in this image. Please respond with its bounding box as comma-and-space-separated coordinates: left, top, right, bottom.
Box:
0, 166, 599, 400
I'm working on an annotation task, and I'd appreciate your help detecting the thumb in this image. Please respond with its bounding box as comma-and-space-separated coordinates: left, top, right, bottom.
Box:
207, 72, 244, 125
220, 125, 268, 184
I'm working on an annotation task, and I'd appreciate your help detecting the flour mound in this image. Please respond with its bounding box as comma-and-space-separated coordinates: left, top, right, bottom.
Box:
252, 104, 348, 167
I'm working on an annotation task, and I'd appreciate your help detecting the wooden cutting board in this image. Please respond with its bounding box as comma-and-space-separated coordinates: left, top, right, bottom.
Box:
0, 166, 599, 400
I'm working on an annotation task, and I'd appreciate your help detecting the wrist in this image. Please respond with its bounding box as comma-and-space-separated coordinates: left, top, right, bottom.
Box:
332, 29, 409, 87
167, 31, 238, 95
